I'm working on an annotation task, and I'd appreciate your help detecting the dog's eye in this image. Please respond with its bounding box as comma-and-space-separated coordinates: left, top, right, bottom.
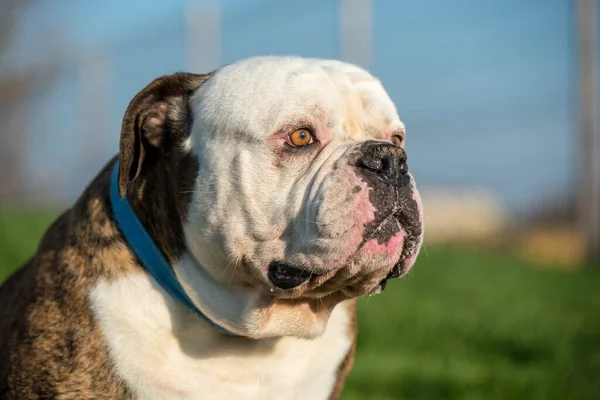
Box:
289, 129, 314, 147
391, 134, 403, 147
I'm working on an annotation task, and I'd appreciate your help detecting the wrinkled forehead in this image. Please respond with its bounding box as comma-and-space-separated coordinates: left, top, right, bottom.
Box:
192, 56, 404, 140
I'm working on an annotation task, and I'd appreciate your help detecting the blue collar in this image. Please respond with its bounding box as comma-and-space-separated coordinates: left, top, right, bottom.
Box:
109, 160, 235, 336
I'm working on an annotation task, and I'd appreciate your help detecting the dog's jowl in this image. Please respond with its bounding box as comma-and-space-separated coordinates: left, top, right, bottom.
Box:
0, 56, 424, 400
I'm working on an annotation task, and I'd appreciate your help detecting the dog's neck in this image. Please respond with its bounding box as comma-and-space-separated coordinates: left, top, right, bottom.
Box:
174, 251, 336, 339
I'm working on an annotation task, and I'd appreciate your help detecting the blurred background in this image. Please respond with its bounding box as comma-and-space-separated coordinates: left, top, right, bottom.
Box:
0, 0, 599, 399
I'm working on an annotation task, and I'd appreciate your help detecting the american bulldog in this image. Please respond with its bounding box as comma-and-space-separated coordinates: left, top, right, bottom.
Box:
0, 56, 424, 399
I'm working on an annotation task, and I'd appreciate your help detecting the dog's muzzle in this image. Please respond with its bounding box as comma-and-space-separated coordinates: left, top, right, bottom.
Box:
353, 141, 422, 289
267, 141, 422, 295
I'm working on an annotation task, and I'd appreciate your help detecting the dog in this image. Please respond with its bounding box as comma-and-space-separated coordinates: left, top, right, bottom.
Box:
0, 56, 424, 399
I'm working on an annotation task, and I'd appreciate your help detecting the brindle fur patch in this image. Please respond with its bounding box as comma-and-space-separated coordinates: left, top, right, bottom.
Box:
0, 72, 210, 398
0, 162, 136, 399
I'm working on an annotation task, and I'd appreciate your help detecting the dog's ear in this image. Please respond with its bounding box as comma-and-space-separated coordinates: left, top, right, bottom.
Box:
118, 72, 213, 198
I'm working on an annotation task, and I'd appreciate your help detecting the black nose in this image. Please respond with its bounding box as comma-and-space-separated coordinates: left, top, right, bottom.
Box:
355, 142, 410, 186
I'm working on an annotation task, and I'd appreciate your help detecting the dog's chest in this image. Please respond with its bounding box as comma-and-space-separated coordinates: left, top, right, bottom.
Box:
90, 274, 353, 400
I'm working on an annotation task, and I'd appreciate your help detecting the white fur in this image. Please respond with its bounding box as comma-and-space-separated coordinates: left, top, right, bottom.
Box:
179, 56, 418, 339
89, 271, 353, 400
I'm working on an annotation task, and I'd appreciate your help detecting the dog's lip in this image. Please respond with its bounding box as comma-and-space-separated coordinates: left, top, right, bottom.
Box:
377, 258, 410, 292
267, 261, 321, 290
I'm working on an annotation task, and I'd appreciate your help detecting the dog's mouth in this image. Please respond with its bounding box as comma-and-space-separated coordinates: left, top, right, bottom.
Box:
268, 261, 314, 290
266, 199, 421, 295
378, 258, 408, 290
267, 255, 410, 294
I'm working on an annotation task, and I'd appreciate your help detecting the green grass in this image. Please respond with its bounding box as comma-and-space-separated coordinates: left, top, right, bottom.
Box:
0, 208, 60, 282
345, 247, 600, 400
1, 209, 600, 399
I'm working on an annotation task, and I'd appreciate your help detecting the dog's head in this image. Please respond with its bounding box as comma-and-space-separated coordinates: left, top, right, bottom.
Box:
118, 56, 423, 339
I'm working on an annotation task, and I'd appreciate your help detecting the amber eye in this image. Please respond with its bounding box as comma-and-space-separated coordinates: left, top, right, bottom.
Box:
288, 129, 314, 147
391, 134, 404, 147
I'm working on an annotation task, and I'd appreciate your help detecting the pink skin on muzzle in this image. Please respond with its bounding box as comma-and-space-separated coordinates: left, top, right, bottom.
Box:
340, 170, 421, 268
361, 230, 406, 260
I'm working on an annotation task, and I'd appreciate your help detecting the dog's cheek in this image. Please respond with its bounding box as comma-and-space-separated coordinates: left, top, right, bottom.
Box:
281, 169, 378, 272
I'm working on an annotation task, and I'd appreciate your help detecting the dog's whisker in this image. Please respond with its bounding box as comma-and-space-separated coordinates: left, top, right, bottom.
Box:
227, 261, 239, 288
299, 206, 357, 229
318, 297, 326, 312
220, 259, 236, 284
422, 243, 430, 260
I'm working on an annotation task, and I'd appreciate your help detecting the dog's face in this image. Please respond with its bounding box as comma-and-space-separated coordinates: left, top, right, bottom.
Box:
118, 57, 423, 338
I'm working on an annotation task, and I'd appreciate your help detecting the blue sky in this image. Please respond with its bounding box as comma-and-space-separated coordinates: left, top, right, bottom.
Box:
8, 0, 594, 213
